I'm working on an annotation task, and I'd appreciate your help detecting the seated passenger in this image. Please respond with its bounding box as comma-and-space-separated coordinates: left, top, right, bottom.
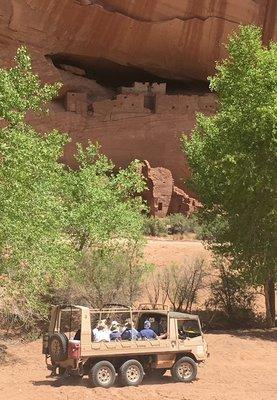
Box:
121, 320, 139, 340
110, 322, 121, 341
93, 321, 111, 342
139, 320, 157, 340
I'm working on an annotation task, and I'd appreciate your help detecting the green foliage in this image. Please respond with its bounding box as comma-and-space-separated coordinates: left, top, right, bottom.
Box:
182, 26, 277, 290
143, 214, 201, 237
167, 214, 199, 235
143, 216, 168, 237
0, 48, 73, 323
0, 47, 61, 126
0, 47, 147, 328
66, 143, 146, 250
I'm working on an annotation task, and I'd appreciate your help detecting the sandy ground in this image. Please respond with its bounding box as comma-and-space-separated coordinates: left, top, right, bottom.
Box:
1, 330, 277, 400
144, 237, 210, 268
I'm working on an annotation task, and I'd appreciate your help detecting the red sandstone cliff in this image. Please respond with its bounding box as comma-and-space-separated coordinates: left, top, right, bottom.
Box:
0, 0, 276, 81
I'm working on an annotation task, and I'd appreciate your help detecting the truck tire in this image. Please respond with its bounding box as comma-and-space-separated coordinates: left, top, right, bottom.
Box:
89, 360, 116, 388
49, 333, 68, 362
120, 359, 144, 386
171, 356, 197, 383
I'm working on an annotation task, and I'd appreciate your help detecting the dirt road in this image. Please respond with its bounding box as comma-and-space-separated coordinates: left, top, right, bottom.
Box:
1, 330, 277, 400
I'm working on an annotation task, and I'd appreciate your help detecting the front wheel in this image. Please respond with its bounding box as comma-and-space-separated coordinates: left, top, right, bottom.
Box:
171, 356, 197, 383
120, 359, 144, 386
89, 361, 116, 388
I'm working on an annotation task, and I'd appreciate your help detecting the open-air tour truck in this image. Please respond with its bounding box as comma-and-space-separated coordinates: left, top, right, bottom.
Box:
42, 304, 209, 388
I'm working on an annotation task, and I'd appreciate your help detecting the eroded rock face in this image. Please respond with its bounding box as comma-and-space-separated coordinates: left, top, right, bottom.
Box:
0, 0, 275, 81
141, 161, 199, 217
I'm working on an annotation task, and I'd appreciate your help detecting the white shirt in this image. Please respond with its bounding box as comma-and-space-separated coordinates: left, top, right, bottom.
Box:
94, 329, 111, 342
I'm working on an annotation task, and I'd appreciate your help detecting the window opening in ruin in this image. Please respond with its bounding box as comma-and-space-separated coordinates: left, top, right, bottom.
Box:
158, 202, 163, 211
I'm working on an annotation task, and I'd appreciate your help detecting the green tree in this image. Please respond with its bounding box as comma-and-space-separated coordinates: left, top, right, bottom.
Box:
0, 47, 147, 327
182, 26, 277, 327
0, 48, 75, 323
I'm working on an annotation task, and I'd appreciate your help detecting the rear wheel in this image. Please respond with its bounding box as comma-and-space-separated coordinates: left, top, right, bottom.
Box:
120, 359, 144, 386
171, 356, 197, 383
89, 361, 116, 388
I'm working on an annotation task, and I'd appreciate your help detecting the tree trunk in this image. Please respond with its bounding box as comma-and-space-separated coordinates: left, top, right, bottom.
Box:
264, 277, 275, 328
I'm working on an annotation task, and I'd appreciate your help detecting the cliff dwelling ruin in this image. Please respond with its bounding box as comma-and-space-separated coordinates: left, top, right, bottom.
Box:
42, 58, 216, 216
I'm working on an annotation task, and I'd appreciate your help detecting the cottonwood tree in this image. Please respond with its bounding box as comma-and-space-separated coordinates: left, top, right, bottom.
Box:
182, 26, 277, 326
0, 47, 146, 326
0, 47, 73, 323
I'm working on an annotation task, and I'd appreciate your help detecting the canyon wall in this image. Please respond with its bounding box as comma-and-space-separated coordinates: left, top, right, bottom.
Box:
0, 1, 275, 81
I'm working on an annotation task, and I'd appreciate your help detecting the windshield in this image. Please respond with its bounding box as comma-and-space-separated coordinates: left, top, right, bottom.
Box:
177, 319, 202, 339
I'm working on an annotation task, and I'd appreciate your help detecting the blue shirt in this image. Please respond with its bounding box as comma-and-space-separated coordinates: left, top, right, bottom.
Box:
121, 328, 139, 340
139, 328, 157, 340
110, 331, 121, 341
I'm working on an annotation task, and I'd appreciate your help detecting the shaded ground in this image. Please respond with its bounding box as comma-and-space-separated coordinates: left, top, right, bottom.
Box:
0, 331, 277, 400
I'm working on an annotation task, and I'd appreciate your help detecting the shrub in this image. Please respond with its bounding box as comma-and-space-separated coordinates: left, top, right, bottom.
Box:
74, 241, 150, 308
167, 213, 200, 235
143, 216, 168, 237
146, 258, 207, 312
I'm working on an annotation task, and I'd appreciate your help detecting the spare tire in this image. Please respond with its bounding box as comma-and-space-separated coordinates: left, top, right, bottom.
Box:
49, 333, 68, 362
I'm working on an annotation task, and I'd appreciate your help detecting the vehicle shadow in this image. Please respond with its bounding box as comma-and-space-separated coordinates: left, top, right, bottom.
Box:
31, 374, 193, 388
142, 375, 200, 386
208, 328, 277, 342
32, 376, 88, 388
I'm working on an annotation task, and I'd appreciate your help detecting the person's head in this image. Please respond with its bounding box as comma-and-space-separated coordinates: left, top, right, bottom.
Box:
125, 319, 134, 330
110, 323, 119, 332
97, 320, 106, 331
144, 320, 151, 329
